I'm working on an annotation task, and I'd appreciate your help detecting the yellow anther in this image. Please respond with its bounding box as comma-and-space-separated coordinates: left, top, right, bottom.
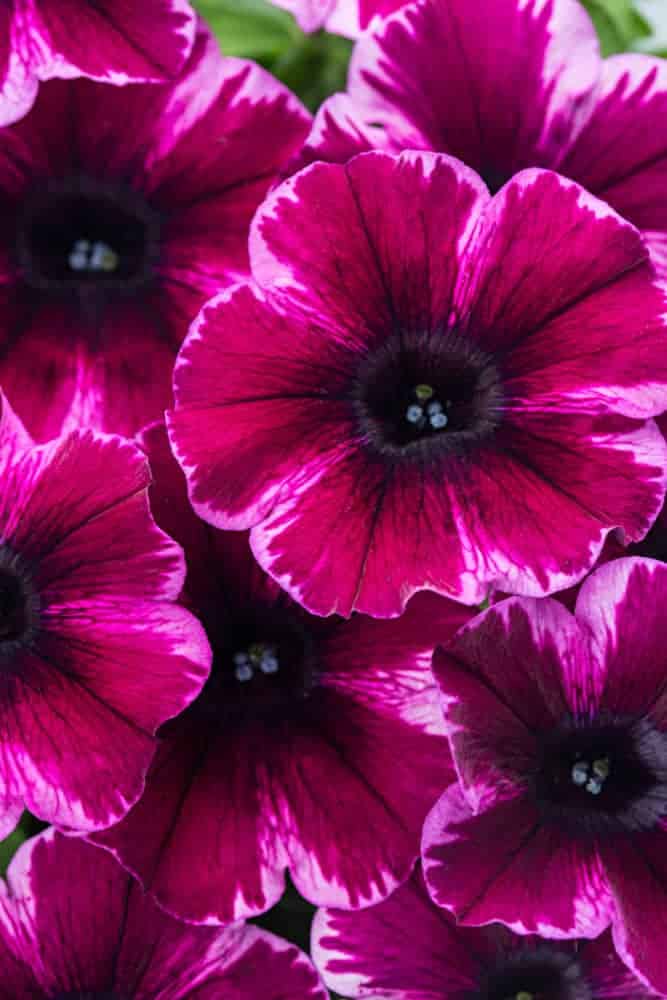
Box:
98, 246, 119, 272
415, 384, 434, 401
592, 757, 610, 780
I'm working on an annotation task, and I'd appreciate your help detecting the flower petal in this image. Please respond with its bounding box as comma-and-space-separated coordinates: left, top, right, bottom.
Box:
422, 783, 613, 938
143, 40, 311, 212
251, 150, 489, 346
0, 10, 39, 127
348, 0, 599, 174
186, 927, 328, 1000
92, 720, 288, 925
0, 599, 209, 832
312, 866, 481, 998
0, 429, 210, 830
582, 926, 657, 1000
287, 93, 392, 176
601, 831, 667, 996
0, 388, 32, 465
251, 445, 482, 615
277, 689, 452, 910
3, 430, 183, 601
574, 557, 667, 728
464, 170, 662, 367
169, 283, 357, 533
560, 55, 667, 242
0, 300, 86, 444
32, 0, 196, 83
7, 830, 327, 1000
472, 413, 667, 587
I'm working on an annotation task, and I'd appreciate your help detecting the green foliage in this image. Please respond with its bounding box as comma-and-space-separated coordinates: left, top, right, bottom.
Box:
192, 0, 352, 109
581, 0, 651, 54
0, 812, 46, 875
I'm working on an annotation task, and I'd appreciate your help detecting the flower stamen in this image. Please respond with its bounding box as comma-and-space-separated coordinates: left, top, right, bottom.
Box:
68, 239, 120, 274
571, 754, 610, 796
233, 643, 279, 682
405, 385, 450, 432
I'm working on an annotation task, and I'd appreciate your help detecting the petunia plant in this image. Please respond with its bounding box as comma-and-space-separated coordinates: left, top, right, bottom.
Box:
0, 1, 666, 999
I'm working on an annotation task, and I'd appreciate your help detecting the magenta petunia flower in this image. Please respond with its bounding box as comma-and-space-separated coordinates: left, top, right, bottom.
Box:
312, 864, 655, 999
0, 828, 327, 1000
269, 0, 405, 36
90, 421, 465, 924
423, 557, 667, 994
0, 390, 210, 833
0, 22, 310, 442
0, 1, 197, 127
169, 150, 667, 618
297, 0, 667, 275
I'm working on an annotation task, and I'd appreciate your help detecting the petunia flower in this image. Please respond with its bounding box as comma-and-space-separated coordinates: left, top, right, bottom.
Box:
169, 150, 667, 618
297, 0, 667, 277
0, 21, 311, 441
0, 828, 327, 1000
313, 864, 656, 999
423, 557, 667, 995
0, 389, 210, 833
90, 421, 466, 924
0, 0, 197, 128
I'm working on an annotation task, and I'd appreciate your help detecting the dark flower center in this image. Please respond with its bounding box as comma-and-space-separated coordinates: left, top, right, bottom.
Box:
0, 544, 38, 654
476, 947, 590, 1000
52, 993, 126, 1000
184, 598, 319, 726
17, 176, 160, 295
534, 716, 667, 836
353, 328, 503, 458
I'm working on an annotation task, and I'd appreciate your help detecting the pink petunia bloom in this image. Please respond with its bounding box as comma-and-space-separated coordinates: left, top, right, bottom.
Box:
169, 150, 667, 618
423, 557, 667, 995
0, 0, 197, 127
269, 0, 406, 37
0, 390, 210, 833
0, 21, 311, 442
313, 864, 656, 999
296, 0, 667, 277
90, 422, 466, 924
0, 828, 328, 1000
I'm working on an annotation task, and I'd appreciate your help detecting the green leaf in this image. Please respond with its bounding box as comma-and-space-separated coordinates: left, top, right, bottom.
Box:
253, 876, 316, 952
272, 33, 353, 110
0, 812, 46, 875
193, 0, 299, 60
582, 0, 651, 54
193, 0, 352, 110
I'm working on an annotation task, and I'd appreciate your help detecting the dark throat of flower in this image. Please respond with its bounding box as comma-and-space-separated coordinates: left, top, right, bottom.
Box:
352, 326, 504, 461
534, 715, 667, 837
182, 594, 321, 727
16, 175, 161, 317
0, 543, 39, 658
52, 992, 127, 1000
475, 946, 591, 1000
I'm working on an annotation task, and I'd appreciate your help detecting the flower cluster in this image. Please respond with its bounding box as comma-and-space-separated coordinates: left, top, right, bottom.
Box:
0, 0, 666, 996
